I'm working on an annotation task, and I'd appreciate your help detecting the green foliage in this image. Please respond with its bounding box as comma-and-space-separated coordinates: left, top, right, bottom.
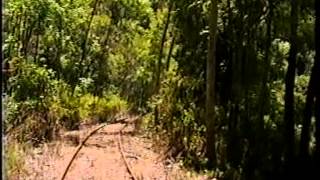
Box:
89, 93, 129, 122
3, 0, 318, 179
78, 93, 128, 123
10, 63, 56, 102
147, 64, 208, 168
4, 96, 20, 132
5, 61, 61, 140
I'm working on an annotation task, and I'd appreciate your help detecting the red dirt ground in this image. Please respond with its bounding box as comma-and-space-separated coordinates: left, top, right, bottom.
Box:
19, 117, 210, 180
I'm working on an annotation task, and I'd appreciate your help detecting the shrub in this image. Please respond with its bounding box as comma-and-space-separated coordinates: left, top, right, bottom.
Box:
55, 92, 128, 125
3, 96, 20, 133
9, 60, 56, 104
147, 68, 207, 167
5, 60, 129, 144
51, 84, 81, 131
5, 61, 64, 142
88, 93, 128, 123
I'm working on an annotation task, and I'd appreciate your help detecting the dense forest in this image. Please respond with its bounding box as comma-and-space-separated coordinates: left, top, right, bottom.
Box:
2, 0, 320, 179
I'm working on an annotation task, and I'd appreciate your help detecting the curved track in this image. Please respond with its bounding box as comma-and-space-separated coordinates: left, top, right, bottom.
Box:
25, 117, 170, 180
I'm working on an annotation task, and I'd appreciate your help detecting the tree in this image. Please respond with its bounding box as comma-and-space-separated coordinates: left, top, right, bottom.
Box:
3, 0, 319, 179
298, 0, 320, 176
78, 0, 100, 80
206, 0, 218, 168
283, 0, 298, 174
154, 1, 174, 126
314, 0, 320, 169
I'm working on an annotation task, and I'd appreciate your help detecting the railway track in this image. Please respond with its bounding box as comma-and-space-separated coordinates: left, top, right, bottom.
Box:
60, 116, 140, 180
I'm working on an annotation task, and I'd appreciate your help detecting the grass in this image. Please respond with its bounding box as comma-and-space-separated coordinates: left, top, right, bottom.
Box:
4, 139, 29, 179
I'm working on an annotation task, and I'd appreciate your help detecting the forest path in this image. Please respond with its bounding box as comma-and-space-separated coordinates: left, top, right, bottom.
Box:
22, 116, 206, 180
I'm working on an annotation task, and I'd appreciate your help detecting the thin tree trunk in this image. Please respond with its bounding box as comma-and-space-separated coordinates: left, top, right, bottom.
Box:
259, 0, 273, 130
85, 26, 112, 77
34, 15, 41, 63
6, 12, 17, 60
15, 12, 22, 54
79, 0, 99, 78
22, 18, 36, 58
226, 0, 244, 169
55, 0, 63, 79
166, 35, 175, 71
315, 96, 320, 164
284, 0, 298, 171
4, 10, 14, 33
299, 60, 316, 160
154, 2, 173, 126
206, 0, 218, 168
19, 11, 27, 56
314, 0, 320, 169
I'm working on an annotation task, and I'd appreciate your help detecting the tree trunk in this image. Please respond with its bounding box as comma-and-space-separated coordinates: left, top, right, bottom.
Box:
19, 11, 27, 56
283, 0, 298, 172
166, 35, 175, 71
6, 11, 17, 60
315, 96, 320, 168
206, 0, 218, 168
22, 18, 36, 58
55, 0, 64, 79
15, 13, 22, 54
314, 0, 320, 169
259, 0, 273, 131
154, 2, 173, 126
85, 26, 112, 77
79, 0, 99, 78
34, 15, 41, 63
298, 1, 320, 175
299, 53, 316, 160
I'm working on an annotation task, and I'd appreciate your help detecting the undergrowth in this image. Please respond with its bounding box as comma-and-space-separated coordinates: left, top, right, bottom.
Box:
4, 61, 129, 145
4, 62, 129, 177
4, 139, 29, 179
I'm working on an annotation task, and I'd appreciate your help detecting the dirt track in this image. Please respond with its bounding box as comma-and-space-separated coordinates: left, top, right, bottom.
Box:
21, 117, 208, 180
